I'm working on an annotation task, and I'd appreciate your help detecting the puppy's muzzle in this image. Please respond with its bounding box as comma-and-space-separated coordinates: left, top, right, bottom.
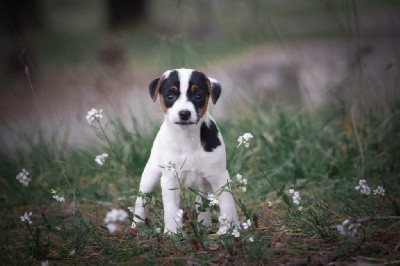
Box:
176, 110, 195, 125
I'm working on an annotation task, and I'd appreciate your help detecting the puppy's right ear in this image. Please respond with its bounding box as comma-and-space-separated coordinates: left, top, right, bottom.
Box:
149, 77, 164, 102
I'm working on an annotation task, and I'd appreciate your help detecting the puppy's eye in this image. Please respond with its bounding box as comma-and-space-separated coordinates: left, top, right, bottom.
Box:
195, 93, 204, 101
165, 93, 176, 101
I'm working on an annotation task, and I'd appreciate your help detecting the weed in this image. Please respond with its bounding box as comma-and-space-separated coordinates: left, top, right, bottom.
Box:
1, 102, 400, 264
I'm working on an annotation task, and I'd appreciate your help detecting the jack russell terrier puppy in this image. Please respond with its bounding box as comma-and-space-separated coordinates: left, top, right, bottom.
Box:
133, 68, 238, 234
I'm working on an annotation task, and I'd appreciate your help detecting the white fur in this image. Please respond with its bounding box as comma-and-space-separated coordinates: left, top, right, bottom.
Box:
133, 68, 238, 234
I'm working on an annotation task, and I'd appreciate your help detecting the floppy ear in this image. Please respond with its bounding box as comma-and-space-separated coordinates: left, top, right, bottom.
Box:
149, 77, 164, 102
207, 77, 222, 105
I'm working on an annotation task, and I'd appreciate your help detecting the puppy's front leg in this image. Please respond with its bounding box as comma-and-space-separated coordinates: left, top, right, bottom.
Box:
133, 163, 161, 227
161, 172, 181, 234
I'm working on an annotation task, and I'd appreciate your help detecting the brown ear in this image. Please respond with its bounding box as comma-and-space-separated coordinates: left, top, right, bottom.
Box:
149, 76, 165, 102
207, 77, 222, 105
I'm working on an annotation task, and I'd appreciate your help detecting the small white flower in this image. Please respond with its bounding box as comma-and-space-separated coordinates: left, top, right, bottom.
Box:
69, 249, 76, 256
242, 219, 252, 230
207, 194, 219, 207
16, 168, 31, 187
86, 108, 103, 125
267, 201, 273, 207
236, 173, 247, 192
236, 173, 243, 181
20, 212, 32, 224
355, 179, 371, 195
41, 260, 49, 266
373, 186, 385, 196
248, 236, 254, 242
336, 219, 360, 237
106, 223, 118, 233
217, 225, 229, 235
231, 227, 240, 238
289, 189, 302, 205
104, 208, 128, 224
155, 227, 161, 234
51, 189, 66, 203
298, 206, 303, 212
163, 161, 176, 172
237, 133, 253, 148
95, 153, 108, 166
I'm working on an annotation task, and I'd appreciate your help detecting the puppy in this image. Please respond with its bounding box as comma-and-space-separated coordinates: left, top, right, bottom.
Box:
133, 68, 238, 234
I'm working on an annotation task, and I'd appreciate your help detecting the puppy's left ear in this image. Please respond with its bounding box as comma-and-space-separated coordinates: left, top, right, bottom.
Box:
149, 76, 164, 102
207, 77, 222, 105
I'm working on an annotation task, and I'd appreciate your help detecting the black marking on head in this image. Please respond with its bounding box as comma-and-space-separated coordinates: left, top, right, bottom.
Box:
159, 70, 180, 109
209, 81, 221, 105
187, 71, 210, 119
149, 77, 161, 101
200, 120, 222, 152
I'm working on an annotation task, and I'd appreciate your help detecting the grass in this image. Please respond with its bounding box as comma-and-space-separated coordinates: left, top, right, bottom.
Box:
1, 100, 399, 265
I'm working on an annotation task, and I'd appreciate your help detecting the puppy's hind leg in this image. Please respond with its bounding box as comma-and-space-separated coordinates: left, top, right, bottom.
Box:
133, 164, 161, 227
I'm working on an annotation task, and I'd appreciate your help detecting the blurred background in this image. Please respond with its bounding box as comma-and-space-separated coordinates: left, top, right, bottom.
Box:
1, 0, 399, 150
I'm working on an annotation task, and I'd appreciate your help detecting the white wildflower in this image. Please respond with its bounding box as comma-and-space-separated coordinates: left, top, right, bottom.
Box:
53, 195, 65, 202
155, 227, 161, 234
69, 249, 76, 256
242, 219, 252, 230
104, 208, 128, 224
336, 219, 361, 237
236, 173, 248, 193
249, 236, 254, 243
51, 189, 65, 203
373, 186, 385, 196
298, 206, 303, 212
106, 223, 118, 233
95, 153, 108, 166
237, 132, 253, 148
289, 189, 302, 205
163, 161, 176, 172
217, 214, 229, 235
267, 201, 273, 207
20, 212, 32, 224
86, 108, 103, 125
16, 168, 31, 187
231, 227, 240, 238
207, 194, 219, 207
355, 179, 371, 195
217, 225, 229, 235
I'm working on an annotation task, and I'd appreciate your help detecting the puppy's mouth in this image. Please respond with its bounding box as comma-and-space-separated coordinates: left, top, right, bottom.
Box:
175, 121, 196, 126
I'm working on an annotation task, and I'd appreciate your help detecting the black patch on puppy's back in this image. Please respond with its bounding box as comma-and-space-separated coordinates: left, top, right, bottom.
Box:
200, 120, 221, 152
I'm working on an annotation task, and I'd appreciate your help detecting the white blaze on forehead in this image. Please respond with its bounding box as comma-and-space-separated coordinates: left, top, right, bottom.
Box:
166, 68, 198, 124
176, 68, 194, 94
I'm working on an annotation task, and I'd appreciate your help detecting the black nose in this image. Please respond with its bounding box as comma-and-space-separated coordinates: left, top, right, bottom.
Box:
179, 110, 191, 121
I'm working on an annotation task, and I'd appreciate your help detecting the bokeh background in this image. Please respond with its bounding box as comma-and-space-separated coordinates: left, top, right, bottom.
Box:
1, 0, 399, 150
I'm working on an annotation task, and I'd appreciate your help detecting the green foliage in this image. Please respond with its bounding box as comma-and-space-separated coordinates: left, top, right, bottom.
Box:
1, 102, 400, 264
